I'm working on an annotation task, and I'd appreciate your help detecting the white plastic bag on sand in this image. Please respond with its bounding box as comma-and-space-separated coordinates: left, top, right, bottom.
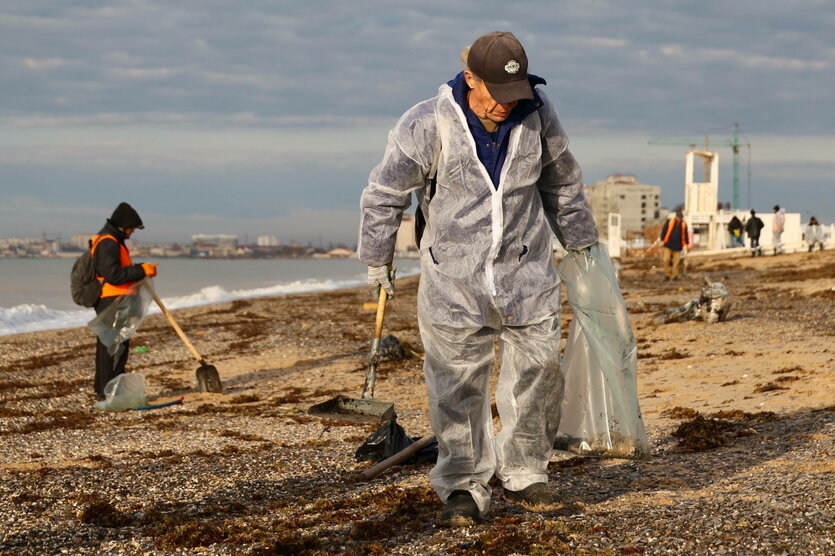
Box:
555, 243, 650, 459
93, 372, 147, 411
88, 278, 155, 359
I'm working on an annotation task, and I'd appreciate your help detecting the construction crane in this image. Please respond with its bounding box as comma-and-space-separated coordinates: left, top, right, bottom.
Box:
648, 123, 751, 209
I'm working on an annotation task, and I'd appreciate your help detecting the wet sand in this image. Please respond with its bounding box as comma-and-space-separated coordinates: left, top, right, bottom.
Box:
1, 248, 833, 554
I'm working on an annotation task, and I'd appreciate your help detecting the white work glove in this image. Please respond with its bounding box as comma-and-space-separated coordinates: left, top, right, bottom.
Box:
367, 265, 395, 299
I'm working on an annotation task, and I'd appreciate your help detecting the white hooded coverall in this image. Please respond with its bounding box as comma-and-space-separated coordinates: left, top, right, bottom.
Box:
358, 82, 598, 514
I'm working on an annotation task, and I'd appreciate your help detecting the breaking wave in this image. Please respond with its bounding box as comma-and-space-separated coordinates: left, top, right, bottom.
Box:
0, 275, 392, 337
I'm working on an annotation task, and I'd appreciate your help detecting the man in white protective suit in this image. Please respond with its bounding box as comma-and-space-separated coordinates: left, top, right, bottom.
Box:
358, 31, 599, 526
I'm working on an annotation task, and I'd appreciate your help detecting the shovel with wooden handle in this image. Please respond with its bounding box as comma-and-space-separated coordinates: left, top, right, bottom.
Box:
356, 434, 435, 481
153, 294, 223, 393
307, 270, 396, 423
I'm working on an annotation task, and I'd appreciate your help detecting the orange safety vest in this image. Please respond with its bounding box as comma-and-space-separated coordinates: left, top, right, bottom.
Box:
662, 218, 688, 249
91, 234, 138, 297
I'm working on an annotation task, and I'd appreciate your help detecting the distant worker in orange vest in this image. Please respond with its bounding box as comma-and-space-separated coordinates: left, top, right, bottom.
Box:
659, 208, 690, 281
91, 202, 158, 400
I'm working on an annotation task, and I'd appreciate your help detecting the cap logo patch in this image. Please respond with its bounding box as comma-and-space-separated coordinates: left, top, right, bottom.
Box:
504, 60, 520, 74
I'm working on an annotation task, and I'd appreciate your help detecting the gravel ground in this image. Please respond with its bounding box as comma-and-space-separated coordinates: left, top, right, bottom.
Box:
1, 249, 833, 555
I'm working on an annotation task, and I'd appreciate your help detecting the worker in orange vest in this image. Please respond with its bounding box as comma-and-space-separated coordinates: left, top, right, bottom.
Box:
659, 208, 690, 281
91, 202, 158, 400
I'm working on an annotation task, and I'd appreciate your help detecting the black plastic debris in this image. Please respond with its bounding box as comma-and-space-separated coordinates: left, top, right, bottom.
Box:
355, 417, 438, 464
378, 334, 407, 361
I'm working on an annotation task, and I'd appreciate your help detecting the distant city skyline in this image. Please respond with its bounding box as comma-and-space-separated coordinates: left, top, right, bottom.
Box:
2, 2, 833, 243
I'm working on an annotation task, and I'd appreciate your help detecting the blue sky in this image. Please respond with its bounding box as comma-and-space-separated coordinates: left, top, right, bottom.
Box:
1, 1, 833, 244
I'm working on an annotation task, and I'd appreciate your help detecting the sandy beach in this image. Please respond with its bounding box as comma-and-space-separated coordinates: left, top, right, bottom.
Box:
1, 249, 833, 554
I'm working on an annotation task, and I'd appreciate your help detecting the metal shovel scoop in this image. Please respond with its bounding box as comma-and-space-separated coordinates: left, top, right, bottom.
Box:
308, 286, 395, 423
153, 294, 224, 393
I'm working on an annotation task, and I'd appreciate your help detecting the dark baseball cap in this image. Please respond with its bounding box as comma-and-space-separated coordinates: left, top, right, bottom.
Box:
467, 31, 533, 104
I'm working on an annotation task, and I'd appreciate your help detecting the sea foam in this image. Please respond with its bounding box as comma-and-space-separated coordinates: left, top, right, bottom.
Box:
0, 276, 375, 337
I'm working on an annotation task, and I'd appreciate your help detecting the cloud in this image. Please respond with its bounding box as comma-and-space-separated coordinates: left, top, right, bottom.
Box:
1, 0, 834, 240
4, 1, 834, 132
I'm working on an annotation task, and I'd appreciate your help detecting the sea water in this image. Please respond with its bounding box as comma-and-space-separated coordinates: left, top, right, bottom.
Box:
0, 257, 420, 336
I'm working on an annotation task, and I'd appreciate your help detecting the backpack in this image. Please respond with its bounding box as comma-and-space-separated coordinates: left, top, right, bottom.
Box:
70, 235, 111, 307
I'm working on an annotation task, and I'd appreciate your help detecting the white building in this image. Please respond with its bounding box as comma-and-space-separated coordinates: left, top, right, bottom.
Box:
395, 214, 418, 253
257, 235, 280, 247
69, 233, 94, 249
191, 234, 238, 256
678, 149, 804, 253
585, 174, 663, 238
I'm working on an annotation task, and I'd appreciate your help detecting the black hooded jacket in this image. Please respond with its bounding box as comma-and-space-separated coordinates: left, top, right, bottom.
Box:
745, 216, 764, 239
93, 220, 146, 286
728, 217, 743, 235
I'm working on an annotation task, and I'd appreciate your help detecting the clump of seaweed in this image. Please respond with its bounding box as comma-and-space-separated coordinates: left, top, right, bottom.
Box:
671, 415, 754, 452
272, 387, 309, 404
753, 382, 789, 394
448, 524, 571, 555
773, 365, 803, 374
7, 412, 96, 436
218, 429, 266, 442
549, 456, 591, 470
658, 348, 691, 360
0, 407, 32, 418
251, 531, 322, 555
77, 497, 132, 528
312, 486, 439, 544
85, 454, 113, 468
708, 410, 778, 424
661, 406, 700, 419
230, 393, 261, 404
11, 493, 43, 504
153, 520, 226, 549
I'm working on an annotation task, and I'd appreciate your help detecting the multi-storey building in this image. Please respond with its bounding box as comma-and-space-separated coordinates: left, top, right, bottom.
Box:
585, 174, 664, 238
257, 235, 280, 247
191, 234, 239, 257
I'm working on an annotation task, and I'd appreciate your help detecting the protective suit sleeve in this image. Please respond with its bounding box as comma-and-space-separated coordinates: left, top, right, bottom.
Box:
535, 91, 598, 250
358, 100, 438, 266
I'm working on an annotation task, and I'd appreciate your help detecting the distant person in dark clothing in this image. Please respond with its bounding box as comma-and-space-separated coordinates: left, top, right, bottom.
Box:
91, 202, 157, 400
728, 216, 745, 247
659, 208, 690, 280
745, 209, 765, 257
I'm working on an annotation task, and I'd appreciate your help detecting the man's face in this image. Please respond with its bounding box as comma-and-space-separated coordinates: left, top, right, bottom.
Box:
123, 227, 135, 238
464, 70, 518, 123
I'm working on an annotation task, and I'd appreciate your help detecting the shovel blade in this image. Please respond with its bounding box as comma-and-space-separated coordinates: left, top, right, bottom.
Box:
196, 363, 223, 393
308, 395, 395, 423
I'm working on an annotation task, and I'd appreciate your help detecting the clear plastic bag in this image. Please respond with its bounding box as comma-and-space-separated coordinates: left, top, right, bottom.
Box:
93, 372, 147, 411
555, 243, 650, 459
88, 278, 155, 359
